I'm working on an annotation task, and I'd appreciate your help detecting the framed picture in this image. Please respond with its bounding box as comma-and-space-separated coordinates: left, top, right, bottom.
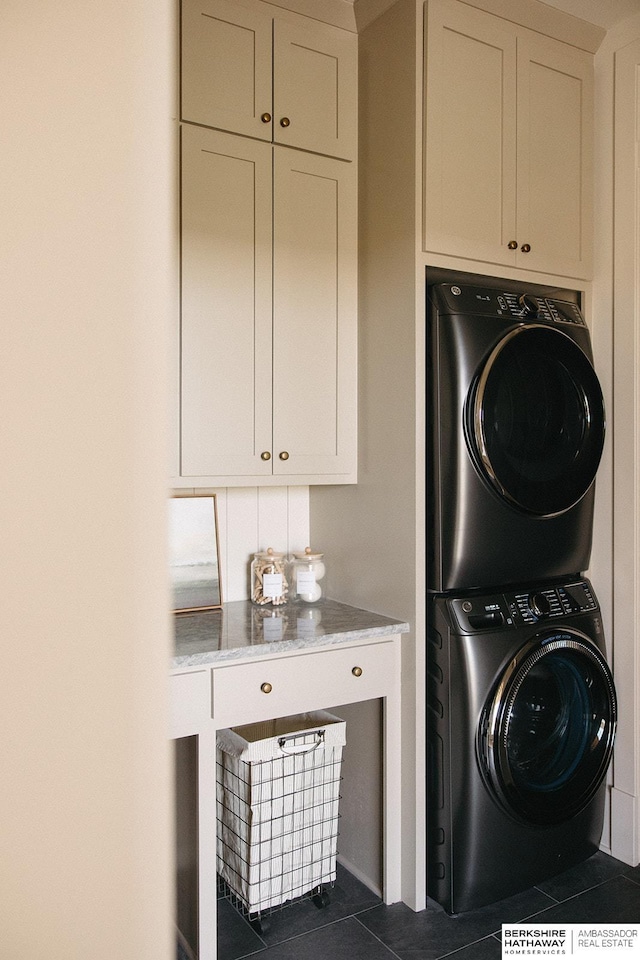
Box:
169, 495, 222, 612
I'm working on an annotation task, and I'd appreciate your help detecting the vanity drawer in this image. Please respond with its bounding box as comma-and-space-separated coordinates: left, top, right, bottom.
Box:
169, 668, 211, 738
211, 640, 398, 727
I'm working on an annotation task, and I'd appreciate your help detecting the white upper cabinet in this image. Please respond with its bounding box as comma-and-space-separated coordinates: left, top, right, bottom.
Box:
180, 126, 273, 480
181, 0, 272, 142
424, 1, 517, 267
177, 0, 358, 487
515, 32, 593, 278
272, 150, 357, 479
178, 124, 357, 486
181, 0, 357, 160
424, 0, 593, 279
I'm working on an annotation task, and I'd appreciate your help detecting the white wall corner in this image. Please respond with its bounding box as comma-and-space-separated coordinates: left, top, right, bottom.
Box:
611, 28, 640, 871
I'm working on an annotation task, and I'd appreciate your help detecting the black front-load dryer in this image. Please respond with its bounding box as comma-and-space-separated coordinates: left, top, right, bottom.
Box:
427, 578, 617, 914
427, 279, 606, 592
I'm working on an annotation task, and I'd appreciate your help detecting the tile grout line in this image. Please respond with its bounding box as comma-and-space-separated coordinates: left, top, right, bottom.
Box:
528, 873, 635, 913
352, 914, 405, 959
434, 933, 504, 960
235, 911, 376, 959
223, 859, 640, 960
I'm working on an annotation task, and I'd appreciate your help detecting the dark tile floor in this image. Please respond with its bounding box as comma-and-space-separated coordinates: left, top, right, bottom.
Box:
217, 854, 640, 960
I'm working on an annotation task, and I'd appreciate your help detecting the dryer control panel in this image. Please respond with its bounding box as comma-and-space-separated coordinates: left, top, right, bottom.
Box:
449, 579, 598, 632
497, 292, 583, 325
431, 283, 585, 325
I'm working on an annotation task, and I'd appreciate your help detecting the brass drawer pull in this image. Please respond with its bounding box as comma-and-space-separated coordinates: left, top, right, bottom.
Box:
280, 117, 291, 128
261, 112, 272, 123
352, 666, 363, 677
261, 682, 273, 694
521, 243, 531, 253
507, 240, 518, 250
261, 451, 271, 461
279, 451, 289, 461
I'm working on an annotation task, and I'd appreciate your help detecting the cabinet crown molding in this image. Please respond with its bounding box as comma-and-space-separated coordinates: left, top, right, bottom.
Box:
445, 0, 605, 51
356, 0, 605, 51
260, 0, 358, 31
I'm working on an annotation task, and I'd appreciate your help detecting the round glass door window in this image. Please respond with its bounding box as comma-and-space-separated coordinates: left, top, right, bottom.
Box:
470, 325, 605, 516
480, 630, 616, 825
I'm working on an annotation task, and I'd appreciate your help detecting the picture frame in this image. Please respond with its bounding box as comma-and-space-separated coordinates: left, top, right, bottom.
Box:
169, 495, 223, 613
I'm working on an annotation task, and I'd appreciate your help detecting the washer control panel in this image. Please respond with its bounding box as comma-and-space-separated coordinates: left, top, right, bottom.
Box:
431, 283, 584, 325
512, 580, 597, 624
448, 579, 598, 632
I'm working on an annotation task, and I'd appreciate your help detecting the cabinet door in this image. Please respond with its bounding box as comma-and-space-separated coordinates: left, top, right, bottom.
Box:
424, 0, 517, 264
515, 33, 593, 279
273, 19, 357, 160
272, 149, 357, 478
181, 0, 272, 141
180, 125, 273, 478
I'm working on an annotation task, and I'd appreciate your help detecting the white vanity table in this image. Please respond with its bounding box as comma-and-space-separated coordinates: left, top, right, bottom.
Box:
169, 598, 408, 960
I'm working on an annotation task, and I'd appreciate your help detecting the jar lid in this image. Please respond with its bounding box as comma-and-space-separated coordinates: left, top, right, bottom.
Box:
255, 547, 286, 560
293, 546, 324, 560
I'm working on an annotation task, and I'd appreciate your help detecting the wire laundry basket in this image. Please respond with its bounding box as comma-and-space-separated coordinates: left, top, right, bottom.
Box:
216, 711, 346, 918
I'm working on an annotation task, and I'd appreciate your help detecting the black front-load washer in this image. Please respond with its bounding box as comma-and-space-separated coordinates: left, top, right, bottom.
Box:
427, 278, 606, 592
427, 578, 617, 914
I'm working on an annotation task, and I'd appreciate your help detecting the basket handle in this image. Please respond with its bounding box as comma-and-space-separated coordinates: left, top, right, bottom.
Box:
278, 729, 325, 755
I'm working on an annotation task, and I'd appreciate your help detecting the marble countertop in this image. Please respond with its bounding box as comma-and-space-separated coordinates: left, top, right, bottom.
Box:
172, 598, 409, 669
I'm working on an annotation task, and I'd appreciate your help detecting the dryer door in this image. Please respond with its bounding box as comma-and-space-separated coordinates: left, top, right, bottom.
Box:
471, 325, 605, 516
480, 629, 616, 825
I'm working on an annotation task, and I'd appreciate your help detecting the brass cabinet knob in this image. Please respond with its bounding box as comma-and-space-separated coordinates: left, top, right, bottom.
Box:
261, 112, 272, 123
280, 117, 291, 127
352, 666, 363, 677
279, 451, 289, 461
261, 451, 271, 461
261, 682, 273, 694
521, 243, 531, 253
507, 240, 518, 250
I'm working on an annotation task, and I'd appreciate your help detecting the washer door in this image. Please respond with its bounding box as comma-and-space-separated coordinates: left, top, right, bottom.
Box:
471, 325, 605, 516
480, 629, 616, 825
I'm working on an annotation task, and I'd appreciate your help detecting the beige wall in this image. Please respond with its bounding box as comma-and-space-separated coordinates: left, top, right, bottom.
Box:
310, 0, 426, 908
0, 2, 176, 958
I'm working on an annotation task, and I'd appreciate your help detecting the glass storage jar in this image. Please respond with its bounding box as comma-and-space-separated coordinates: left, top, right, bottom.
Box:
251, 548, 289, 606
290, 547, 326, 603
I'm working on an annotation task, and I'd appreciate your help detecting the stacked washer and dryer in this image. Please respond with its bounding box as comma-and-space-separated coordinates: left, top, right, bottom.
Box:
426, 272, 617, 915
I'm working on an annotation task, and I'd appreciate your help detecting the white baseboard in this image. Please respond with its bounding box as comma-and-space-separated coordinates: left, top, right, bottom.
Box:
337, 853, 382, 898
610, 786, 639, 866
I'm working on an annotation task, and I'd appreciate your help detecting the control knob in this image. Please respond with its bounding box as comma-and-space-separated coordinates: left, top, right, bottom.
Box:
519, 294, 539, 317
529, 592, 551, 618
